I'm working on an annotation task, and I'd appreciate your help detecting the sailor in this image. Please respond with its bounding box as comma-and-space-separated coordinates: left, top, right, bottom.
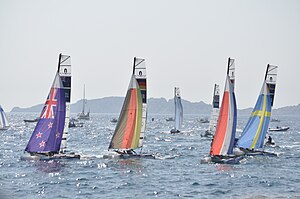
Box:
266, 136, 274, 145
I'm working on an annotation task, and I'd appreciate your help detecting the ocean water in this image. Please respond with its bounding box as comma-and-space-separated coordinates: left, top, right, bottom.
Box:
1, 113, 299, 199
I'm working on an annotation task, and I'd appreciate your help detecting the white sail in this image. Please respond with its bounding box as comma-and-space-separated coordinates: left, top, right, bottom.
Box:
0, 105, 9, 130
58, 54, 71, 153
133, 57, 147, 147
207, 84, 220, 133
174, 87, 183, 131
78, 84, 90, 120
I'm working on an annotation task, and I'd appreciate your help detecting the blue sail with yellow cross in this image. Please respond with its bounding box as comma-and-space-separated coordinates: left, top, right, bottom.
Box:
237, 64, 278, 149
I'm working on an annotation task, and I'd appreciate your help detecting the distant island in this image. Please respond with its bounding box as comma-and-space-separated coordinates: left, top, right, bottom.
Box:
11, 96, 300, 116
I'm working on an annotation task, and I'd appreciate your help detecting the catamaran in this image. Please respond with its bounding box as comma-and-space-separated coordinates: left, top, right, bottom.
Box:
205, 58, 240, 163
170, 87, 183, 133
22, 54, 79, 160
107, 57, 153, 158
236, 64, 278, 156
203, 84, 220, 137
78, 84, 90, 120
0, 105, 9, 130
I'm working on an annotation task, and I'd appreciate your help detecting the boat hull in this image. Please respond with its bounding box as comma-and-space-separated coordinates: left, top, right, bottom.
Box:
268, 127, 289, 132
239, 148, 278, 157
20, 153, 80, 161
103, 152, 155, 159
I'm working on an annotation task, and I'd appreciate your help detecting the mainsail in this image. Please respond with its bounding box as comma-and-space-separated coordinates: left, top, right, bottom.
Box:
206, 84, 220, 134
210, 58, 237, 156
132, 57, 147, 147
25, 73, 66, 153
0, 105, 9, 130
109, 58, 146, 151
237, 65, 278, 149
57, 53, 71, 152
174, 87, 183, 131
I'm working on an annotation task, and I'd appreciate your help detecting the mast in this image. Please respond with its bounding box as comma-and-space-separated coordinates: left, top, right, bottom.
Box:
132, 57, 136, 75
57, 53, 62, 73
82, 84, 86, 113
264, 64, 270, 80
227, 57, 230, 75
174, 87, 176, 121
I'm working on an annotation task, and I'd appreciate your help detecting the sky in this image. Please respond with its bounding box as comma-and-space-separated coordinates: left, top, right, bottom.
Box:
0, 0, 300, 111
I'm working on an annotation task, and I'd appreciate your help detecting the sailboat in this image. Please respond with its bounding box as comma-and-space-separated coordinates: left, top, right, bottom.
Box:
170, 87, 183, 133
0, 105, 9, 130
236, 64, 278, 156
78, 84, 90, 120
22, 54, 79, 160
203, 84, 220, 137
207, 58, 240, 163
107, 57, 153, 158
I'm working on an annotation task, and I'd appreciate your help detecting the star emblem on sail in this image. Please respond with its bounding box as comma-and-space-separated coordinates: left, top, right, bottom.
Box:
36, 132, 42, 138
39, 141, 45, 148
48, 122, 53, 129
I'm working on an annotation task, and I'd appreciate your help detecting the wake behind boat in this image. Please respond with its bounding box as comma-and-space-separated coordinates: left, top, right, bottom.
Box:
106, 57, 154, 159
21, 54, 80, 161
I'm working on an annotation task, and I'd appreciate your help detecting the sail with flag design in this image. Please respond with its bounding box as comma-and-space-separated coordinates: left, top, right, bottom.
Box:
22, 54, 80, 160
210, 58, 237, 158
237, 65, 278, 151
25, 73, 66, 154
108, 57, 151, 157
203, 84, 220, 137
171, 87, 183, 133
0, 105, 9, 130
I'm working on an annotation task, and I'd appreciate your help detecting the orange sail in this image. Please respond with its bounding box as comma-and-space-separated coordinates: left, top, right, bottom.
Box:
210, 58, 237, 156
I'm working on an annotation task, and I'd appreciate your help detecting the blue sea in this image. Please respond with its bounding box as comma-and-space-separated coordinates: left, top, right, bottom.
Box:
1, 113, 299, 199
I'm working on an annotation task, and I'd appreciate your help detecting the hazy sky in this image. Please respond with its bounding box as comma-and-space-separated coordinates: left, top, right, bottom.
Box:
1, 0, 300, 111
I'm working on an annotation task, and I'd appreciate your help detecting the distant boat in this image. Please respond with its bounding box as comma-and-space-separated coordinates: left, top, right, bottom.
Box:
198, 118, 209, 123
0, 105, 9, 130
107, 57, 153, 158
271, 118, 280, 122
268, 126, 289, 132
237, 64, 278, 156
22, 54, 79, 160
170, 87, 183, 133
110, 118, 118, 123
203, 84, 220, 137
208, 58, 239, 163
166, 117, 174, 122
78, 84, 90, 120
24, 117, 39, 123
69, 118, 83, 128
